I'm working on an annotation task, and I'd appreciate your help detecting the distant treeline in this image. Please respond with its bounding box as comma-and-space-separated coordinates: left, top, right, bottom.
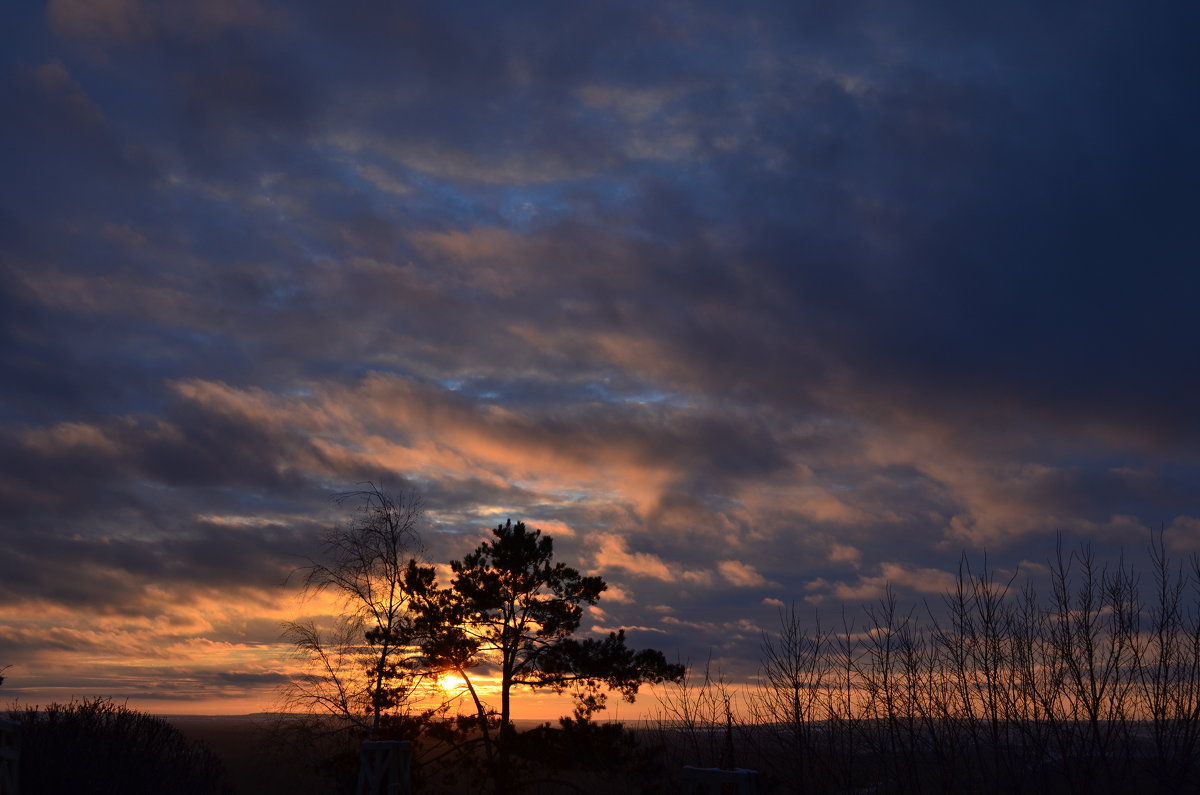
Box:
653, 537, 1200, 795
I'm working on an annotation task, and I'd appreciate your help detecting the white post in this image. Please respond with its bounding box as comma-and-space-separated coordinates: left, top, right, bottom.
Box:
356, 740, 411, 795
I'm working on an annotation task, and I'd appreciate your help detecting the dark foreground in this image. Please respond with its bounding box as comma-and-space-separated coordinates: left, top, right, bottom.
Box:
169, 715, 329, 795
11, 701, 1198, 793
167, 714, 1200, 795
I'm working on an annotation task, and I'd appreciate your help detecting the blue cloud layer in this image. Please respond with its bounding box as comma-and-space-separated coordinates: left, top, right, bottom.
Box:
1, 0, 1198, 710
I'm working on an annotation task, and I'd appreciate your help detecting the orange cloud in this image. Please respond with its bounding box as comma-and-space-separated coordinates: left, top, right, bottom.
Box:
804, 561, 958, 604
589, 533, 674, 581
829, 543, 862, 566
718, 560, 773, 588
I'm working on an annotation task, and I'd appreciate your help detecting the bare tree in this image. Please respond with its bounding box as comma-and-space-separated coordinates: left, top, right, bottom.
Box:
283, 485, 428, 739
741, 537, 1200, 795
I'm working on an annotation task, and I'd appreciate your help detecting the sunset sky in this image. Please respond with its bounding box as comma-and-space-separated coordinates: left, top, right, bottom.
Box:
2, 1, 1199, 719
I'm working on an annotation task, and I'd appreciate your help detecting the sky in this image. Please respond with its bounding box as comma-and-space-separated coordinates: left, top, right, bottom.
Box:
2, 0, 1199, 719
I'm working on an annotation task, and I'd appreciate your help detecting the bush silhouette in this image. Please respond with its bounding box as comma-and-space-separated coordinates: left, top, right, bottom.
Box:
11, 698, 228, 795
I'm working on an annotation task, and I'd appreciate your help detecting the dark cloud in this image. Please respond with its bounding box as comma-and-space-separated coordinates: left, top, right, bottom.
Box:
215, 671, 293, 685
0, 518, 315, 611
1, 0, 1197, 710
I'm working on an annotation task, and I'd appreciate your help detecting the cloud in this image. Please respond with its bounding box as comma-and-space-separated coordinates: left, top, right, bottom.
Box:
48, 0, 280, 45
47, 0, 153, 44
589, 534, 675, 581
1166, 516, 1200, 552
804, 562, 960, 604
27, 61, 105, 127
590, 624, 666, 635
718, 560, 773, 589
215, 671, 294, 685
600, 584, 633, 604
829, 544, 861, 566
3, 0, 1200, 712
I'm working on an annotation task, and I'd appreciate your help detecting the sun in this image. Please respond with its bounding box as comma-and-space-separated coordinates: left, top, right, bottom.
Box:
438, 674, 467, 694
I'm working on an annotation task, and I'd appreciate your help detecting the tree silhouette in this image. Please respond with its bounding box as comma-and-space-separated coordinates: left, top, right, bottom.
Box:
282, 506, 683, 791
417, 520, 684, 791
283, 486, 429, 738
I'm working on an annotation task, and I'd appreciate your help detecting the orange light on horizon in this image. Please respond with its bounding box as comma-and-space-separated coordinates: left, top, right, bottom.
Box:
438, 673, 468, 695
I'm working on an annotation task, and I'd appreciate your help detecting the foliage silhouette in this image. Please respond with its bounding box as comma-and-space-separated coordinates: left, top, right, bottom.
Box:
511, 717, 670, 794
281, 500, 682, 793
10, 698, 227, 795
415, 519, 684, 792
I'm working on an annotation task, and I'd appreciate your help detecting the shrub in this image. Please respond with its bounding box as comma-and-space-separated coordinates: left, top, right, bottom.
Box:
10, 698, 228, 795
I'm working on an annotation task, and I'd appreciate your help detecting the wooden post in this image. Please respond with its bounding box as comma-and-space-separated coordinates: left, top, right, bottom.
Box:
681, 765, 759, 794
0, 720, 18, 795
356, 740, 411, 795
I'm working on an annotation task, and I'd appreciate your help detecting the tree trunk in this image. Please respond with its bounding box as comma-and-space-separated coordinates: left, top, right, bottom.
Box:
497, 662, 513, 795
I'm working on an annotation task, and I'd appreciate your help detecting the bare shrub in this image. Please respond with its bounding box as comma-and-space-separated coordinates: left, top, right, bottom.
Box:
677, 536, 1200, 795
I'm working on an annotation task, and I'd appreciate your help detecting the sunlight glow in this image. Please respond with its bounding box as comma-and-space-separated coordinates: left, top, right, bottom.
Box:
439, 674, 468, 694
